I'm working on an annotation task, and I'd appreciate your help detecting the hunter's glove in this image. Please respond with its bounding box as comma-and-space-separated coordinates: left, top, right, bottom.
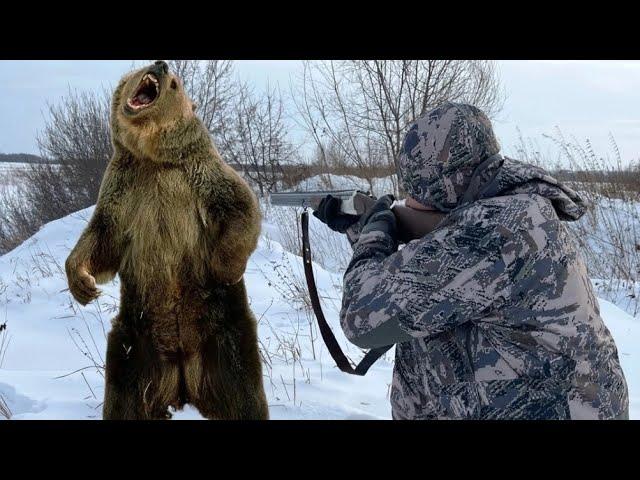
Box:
360, 194, 397, 238
313, 194, 360, 233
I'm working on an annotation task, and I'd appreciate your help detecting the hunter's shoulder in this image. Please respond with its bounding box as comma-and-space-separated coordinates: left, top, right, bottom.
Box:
426, 194, 560, 256
456, 193, 557, 232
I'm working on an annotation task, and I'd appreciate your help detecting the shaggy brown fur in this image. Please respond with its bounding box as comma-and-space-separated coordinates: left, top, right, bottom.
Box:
65, 61, 268, 420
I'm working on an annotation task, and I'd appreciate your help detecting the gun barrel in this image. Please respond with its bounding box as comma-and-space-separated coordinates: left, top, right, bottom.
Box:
270, 190, 359, 210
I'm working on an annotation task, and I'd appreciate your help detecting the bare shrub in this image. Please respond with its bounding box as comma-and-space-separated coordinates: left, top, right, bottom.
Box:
279, 163, 314, 191
221, 84, 298, 197
0, 395, 10, 420
33, 89, 112, 218
0, 89, 112, 254
167, 60, 299, 197
278, 159, 395, 192
0, 180, 41, 253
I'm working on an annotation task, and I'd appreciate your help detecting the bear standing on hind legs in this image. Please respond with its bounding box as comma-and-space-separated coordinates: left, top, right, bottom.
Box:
65, 61, 269, 420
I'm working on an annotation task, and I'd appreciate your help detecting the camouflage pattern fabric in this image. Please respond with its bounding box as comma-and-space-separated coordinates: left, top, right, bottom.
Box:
397, 102, 500, 212
340, 102, 629, 420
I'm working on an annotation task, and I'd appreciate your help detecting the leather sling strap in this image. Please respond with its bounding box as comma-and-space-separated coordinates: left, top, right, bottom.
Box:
301, 210, 392, 376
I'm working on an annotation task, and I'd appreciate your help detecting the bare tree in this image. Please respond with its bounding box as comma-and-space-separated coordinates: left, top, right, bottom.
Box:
34, 89, 112, 214
292, 60, 504, 193
222, 83, 297, 196
167, 60, 238, 147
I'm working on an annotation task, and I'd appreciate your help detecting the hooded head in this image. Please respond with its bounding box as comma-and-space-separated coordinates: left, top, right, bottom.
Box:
397, 102, 586, 220
398, 102, 500, 211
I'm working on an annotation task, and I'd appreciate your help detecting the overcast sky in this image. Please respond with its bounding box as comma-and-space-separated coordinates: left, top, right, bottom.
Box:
0, 60, 638, 165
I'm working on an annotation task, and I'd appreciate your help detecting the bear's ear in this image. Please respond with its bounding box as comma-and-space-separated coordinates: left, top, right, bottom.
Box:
191, 102, 198, 112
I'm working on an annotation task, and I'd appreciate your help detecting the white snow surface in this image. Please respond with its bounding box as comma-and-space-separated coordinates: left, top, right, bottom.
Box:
0, 204, 637, 420
0, 207, 393, 420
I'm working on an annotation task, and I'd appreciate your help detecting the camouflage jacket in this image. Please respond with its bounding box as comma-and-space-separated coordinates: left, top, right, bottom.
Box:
340, 104, 629, 420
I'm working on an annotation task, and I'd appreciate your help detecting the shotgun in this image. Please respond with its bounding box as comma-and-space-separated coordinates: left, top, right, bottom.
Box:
269, 189, 446, 243
269, 189, 447, 376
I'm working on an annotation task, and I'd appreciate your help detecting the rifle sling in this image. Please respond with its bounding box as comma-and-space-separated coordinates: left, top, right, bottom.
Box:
301, 210, 392, 376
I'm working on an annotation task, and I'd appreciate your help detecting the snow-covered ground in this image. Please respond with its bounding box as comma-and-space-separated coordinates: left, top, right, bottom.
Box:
0, 190, 638, 420
0, 207, 395, 420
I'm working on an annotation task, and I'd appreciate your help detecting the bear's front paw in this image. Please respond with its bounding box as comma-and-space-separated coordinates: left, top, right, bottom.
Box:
67, 264, 102, 306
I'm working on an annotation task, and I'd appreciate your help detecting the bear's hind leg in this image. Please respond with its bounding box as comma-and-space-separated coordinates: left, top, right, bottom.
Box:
186, 317, 269, 420
103, 320, 180, 420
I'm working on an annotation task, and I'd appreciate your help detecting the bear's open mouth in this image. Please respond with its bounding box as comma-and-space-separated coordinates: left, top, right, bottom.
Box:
126, 73, 160, 111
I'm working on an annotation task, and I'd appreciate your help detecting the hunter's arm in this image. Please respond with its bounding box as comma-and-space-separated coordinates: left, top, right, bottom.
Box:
340, 210, 538, 349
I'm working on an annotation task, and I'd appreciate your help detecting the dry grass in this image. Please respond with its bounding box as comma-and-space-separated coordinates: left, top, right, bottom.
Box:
0, 321, 9, 370
0, 311, 11, 419
20, 246, 110, 414
255, 204, 394, 395
262, 203, 353, 272
553, 133, 638, 315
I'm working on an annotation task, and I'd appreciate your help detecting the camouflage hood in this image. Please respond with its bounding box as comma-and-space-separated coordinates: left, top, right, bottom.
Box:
397, 102, 587, 220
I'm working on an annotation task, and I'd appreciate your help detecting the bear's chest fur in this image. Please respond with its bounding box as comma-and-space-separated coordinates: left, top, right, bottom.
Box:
117, 165, 212, 299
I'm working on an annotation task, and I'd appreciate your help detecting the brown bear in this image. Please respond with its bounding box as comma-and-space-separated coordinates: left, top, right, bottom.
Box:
65, 61, 269, 420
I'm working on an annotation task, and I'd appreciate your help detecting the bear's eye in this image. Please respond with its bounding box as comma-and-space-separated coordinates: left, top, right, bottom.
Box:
170, 79, 178, 90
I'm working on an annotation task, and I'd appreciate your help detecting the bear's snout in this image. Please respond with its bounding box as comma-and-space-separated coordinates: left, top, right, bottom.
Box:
152, 60, 169, 76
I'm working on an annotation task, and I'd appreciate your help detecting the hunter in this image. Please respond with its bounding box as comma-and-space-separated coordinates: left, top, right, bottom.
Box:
313, 102, 629, 420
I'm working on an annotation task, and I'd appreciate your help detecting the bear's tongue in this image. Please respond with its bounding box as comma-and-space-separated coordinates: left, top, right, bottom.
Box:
132, 92, 152, 106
